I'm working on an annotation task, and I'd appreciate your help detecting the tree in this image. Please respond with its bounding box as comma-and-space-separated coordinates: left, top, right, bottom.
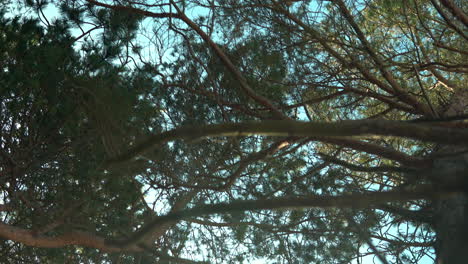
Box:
0, 0, 466, 263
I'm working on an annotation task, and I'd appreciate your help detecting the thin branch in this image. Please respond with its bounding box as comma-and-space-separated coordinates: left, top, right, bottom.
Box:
413, 65, 437, 117
170, 1, 288, 119
86, 0, 181, 18
346, 215, 390, 264
319, 153, 417, 173
370, 234, 434, 247
332, 0, 433, 117
283, 90, 349, 109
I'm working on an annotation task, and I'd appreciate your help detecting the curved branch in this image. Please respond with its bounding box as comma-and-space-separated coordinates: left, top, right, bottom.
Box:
142, 191, 198, 245
106, 184, 441, 248
105, 119, 467, 166
317, 137, 432, 168
0, 221, 206, 263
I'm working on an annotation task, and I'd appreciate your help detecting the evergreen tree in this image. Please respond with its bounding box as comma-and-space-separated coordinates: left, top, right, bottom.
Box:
0, 1, 466, 263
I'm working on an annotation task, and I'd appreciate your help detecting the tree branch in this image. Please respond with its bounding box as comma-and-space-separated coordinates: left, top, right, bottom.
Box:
371, 234, 435, 247
106, 184, 441, 248
316, 137, 432, 168
142, 190, 198, 246
104, 120, 466, 167
332, 0, 433, 117
0, 222, 141, 252
86, 0, 181, 19
170, 1, 288, 120
319, 153, 417, 173
438, 0, 468, 28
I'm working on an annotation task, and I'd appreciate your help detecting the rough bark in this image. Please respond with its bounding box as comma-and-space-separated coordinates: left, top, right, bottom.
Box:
434, 193, 468, 264
433, 89, 468, 263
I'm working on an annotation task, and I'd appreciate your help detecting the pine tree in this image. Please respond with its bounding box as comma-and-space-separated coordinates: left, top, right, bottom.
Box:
0, 1, 466, 263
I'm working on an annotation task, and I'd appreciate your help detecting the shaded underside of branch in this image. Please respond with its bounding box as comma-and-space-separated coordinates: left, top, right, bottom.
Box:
105, 119, 467, 166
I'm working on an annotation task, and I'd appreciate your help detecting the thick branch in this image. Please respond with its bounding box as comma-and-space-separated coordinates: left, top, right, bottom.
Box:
0, 204, 13, 212
105, 120, 466, 166
438, 0, 468, 28
0, 222, 141, 252
0, 222, 206, 264
106, 185, 441, 248
142, 191, 197, 245
430, 0, 468, 39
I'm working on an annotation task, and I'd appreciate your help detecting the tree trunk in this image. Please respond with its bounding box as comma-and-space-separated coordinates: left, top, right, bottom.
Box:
434, 193, 468, 264
434, 89, 468, 263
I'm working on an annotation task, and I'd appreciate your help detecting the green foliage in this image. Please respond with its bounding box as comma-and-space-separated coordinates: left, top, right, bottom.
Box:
1, 0, 464, 263
0, 9, 155, 263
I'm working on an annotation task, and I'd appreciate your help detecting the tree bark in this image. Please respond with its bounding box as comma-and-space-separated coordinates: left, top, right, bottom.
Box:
434, 193, 468, 264
433, 89, 468, 263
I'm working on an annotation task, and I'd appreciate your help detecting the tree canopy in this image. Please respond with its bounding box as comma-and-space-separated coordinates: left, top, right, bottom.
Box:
0, 0, 467, 263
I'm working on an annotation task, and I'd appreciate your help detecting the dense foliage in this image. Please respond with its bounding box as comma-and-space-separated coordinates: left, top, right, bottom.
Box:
0, 0, 466, 263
